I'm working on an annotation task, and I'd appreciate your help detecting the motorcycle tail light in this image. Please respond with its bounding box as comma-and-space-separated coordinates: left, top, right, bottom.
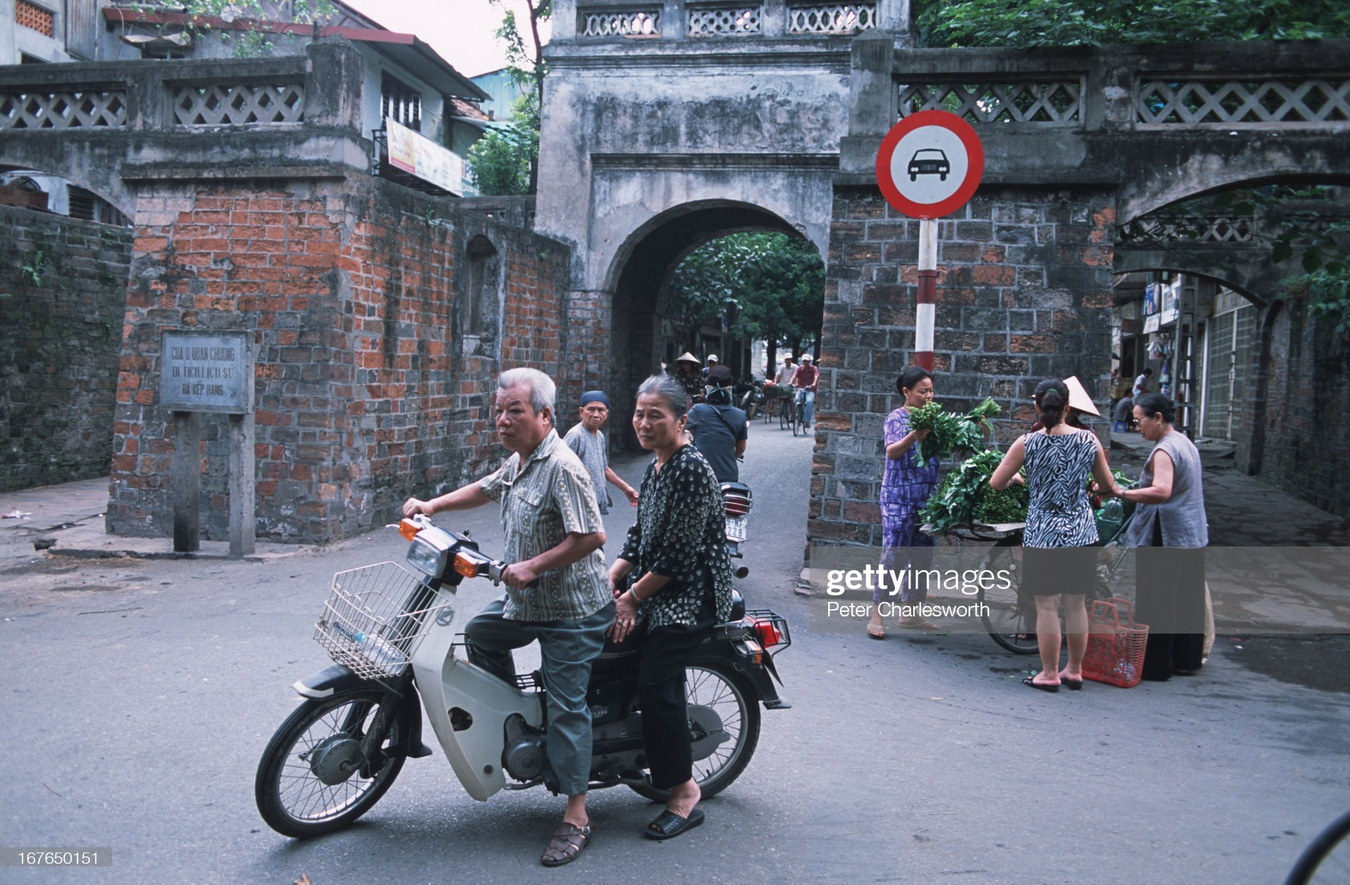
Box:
399, 519, 420, 541
750, 616, 784, 648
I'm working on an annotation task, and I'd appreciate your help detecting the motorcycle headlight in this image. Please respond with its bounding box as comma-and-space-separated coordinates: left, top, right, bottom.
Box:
406, 532, 452, 577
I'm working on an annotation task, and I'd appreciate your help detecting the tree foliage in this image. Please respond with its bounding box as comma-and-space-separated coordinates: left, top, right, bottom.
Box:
466, 93, 540, 196
914, 0, 1350, 48
669, 232, 825, 356
465, 0, 550, 194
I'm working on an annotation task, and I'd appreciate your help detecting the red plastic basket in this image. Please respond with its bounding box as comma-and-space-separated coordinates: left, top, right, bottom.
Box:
1083, 597, 1149, 688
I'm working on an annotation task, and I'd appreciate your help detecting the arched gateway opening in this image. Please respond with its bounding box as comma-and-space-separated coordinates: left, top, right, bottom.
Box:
603, 200, 825, 447
1115, 180, 1350, 513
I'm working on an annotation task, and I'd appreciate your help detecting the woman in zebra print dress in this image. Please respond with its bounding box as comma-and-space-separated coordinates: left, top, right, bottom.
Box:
990, 379, 1119, 692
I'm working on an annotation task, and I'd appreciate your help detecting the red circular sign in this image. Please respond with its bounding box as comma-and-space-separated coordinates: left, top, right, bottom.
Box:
875, 110, 985, 219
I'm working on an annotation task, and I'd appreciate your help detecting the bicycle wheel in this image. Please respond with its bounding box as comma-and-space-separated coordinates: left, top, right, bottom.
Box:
978, 541, 1038, 654
790, 400, 802, 436
1287, 808, 1350, 884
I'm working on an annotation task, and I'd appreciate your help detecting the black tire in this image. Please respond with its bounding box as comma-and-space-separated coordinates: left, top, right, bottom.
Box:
255, 689, 408, 838
1287, 808, 1350, 885
628, 657, 762, 802
778, 395, 791, 431
978, 541, 1039, 654
790, 400, 802, 437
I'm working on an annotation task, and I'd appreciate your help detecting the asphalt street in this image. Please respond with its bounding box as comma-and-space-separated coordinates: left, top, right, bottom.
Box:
1, 415, 1348, 883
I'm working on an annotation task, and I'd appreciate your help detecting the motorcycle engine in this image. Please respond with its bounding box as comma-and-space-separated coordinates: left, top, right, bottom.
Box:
502, 715, 547, 781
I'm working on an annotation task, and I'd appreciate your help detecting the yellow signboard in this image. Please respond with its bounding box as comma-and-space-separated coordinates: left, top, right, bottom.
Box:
385, 117, 465, 195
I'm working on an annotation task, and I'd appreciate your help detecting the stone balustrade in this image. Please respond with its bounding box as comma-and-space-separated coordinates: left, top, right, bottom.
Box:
559, 0, 903, 42
0, 40, 366, 216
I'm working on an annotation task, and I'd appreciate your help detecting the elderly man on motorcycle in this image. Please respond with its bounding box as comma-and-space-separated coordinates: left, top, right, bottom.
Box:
402, 367, 613, 867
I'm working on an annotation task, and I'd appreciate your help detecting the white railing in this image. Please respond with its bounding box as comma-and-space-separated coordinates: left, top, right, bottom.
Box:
171, 82, 305, 126
1138, 78, 1350, 125
786, 2, 875, 34
899, 81, 1082, 124
581, 8, 662, 37
688, 4, 762, 36
0, 88, 129, 130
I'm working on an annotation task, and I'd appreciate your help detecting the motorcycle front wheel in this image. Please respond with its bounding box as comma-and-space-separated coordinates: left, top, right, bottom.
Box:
628, 657, 762, 802
255, 688, 408, 838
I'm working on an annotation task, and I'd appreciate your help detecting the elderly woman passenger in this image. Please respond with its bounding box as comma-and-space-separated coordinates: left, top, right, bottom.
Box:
607, 374, 734, 840
1114, 392, 1209, 680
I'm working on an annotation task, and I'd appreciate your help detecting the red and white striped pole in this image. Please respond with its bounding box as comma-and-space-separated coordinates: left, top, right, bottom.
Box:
914, 217, 937, 371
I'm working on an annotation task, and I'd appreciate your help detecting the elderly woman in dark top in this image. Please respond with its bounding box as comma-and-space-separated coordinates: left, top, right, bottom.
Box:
1115, 393, 1209, 681
608, 374, 734, 841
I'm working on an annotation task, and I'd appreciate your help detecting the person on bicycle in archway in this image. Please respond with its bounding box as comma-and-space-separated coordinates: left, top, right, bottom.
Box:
792, 353, 820, 432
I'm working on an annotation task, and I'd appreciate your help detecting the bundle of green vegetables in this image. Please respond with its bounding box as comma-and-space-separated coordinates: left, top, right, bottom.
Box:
908, 397, 1001, 464
920, 457, 1137, 537
919, 449, 1029, 535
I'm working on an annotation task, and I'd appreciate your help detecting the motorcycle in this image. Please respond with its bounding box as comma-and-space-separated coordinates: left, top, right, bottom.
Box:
254, 514, 791, 838
737, 376, 767, 420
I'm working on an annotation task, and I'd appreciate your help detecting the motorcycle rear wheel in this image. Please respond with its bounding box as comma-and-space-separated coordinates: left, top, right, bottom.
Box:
255, 689, 407, 838
628, 657, 762, 802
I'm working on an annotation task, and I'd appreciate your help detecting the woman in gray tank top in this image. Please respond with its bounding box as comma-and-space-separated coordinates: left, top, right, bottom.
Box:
1117, 393, 1209, 680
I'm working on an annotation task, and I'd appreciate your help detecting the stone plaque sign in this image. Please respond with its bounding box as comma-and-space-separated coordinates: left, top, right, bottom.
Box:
160, 331, 253, 414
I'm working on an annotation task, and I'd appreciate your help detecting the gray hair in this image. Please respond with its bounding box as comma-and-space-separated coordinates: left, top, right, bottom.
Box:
497, 367, 556, 415
637, 373, 691, 416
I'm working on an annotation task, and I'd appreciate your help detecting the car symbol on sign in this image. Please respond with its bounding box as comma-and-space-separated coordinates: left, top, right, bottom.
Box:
907, 148, 950, 181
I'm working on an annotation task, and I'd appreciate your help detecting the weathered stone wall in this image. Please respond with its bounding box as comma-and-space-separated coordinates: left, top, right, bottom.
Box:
811, 184, 1116, 546
1252, 299, 1350, 517
0, 206, 131, 491
107, 174, 573, 544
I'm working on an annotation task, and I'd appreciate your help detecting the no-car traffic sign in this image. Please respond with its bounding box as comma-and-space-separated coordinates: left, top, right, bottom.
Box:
875, 110, 984, 219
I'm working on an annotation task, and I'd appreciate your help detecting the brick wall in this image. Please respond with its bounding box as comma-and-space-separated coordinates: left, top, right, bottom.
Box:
107, 174, 573, 544
0, 206, 132, 492
812, 184, 1116, 547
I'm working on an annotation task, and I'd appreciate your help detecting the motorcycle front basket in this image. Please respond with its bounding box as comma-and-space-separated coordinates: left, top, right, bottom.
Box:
314, 561, 450, 681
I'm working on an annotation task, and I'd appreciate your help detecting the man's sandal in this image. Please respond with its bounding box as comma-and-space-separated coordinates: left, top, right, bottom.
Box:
540, 822, 592, 867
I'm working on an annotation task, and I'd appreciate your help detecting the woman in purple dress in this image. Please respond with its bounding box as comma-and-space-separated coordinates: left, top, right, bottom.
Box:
866, 367, 941, 638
